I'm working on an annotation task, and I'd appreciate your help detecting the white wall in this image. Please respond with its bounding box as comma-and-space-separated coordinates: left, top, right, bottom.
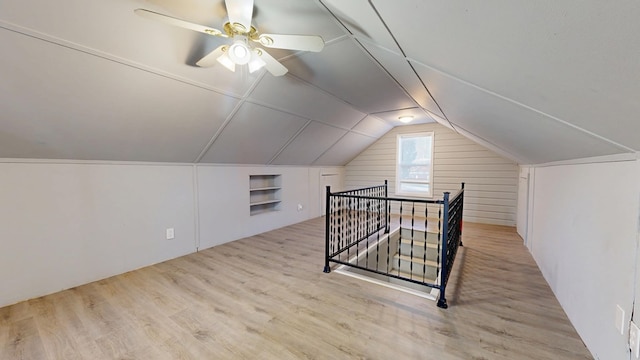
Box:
345, 123, 519, 225
0, 162, 197, 307
197, 165, 343, 249
0, 161, 343, 308
528, 158, 640, 360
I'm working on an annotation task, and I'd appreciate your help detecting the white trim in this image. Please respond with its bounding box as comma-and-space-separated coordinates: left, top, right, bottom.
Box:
334, 265, 438, 300
530, 152, 638, 168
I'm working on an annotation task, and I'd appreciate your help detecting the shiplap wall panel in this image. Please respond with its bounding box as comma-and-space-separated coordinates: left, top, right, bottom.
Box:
345, 123, 518, 225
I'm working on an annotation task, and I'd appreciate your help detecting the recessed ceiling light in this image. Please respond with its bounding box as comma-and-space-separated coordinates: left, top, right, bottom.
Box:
398, 116, 414, 123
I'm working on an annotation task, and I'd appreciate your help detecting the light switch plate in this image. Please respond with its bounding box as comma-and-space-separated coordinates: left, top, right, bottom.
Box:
617, 305, 625, 334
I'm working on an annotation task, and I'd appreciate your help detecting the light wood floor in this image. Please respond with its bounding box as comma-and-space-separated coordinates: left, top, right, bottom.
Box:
0, 218, 592, 359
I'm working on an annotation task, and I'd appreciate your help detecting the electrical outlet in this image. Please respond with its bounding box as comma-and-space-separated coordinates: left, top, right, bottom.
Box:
631, 321, 640, 358
297, 204, 303, 211
166, 228, 175, 240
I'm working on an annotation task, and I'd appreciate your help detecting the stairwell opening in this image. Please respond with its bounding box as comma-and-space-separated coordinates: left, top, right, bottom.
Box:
334, 226, 440, 301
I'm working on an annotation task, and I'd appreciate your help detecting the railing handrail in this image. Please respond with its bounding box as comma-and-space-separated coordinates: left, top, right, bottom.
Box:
329, 193, 443, 204
332, 184, 387, 195
449, 187, 464, 202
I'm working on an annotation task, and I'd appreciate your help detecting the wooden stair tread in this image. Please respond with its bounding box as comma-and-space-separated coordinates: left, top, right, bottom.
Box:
400, 238, 439, 249
393, 254, 438, 267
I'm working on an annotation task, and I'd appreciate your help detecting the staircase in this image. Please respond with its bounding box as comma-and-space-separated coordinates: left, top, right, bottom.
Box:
389, 227, 440, 286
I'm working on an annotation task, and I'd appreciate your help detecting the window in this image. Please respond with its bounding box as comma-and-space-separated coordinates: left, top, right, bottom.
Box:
396, 132, 434, 197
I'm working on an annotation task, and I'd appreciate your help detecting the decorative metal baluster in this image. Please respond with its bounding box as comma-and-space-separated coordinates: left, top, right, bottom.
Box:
398, 201, 403, 275
366, 198, 371, 267
410, 202, 415, 279
383, 180, 389, 233
386, 200, 391, 275
356, 196, 360, 266
423, 204, 428, 282
375, 188, 381, 271
347, 197, 357, 261
338, 197, 344, 263
438, 193, 450, 309
436, 204, 442, 287
375, 208, 380, 272
324, 187, 331, 273
460, 182, 465, 247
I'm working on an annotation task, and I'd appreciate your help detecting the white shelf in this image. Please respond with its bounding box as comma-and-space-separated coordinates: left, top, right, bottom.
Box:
249, 186, 281, 192
250, 199, 281, 206
249, 174, 282, 216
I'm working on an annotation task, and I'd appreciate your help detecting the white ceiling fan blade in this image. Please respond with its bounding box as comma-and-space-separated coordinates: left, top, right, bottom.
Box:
135, 9, 226, 37
225, 0, 254, 31
255, 34, 324, 52
256, 48, 288, 76
196, 45, 227, 67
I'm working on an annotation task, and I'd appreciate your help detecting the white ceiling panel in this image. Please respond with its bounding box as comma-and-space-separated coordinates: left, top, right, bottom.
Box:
412, 61, 630, 164
320, 0, 400, 51
373, 0, 640, 151
248, 74, 366, 129
314, 132, 377, 166
1, 0, 265, 98
271, 121, 347, 165
352, 116, 393, 138
246, 0, 345, 41
361, 42, 444, 118
284, 38, 416, 114
199, 102, 308, 164
1, 0, 638, 166
0, 29, 237, 162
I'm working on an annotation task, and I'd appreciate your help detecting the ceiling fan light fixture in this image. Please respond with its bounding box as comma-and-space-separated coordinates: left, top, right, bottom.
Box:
248, 51, 266, 73
398, 115, 414, 123
216, 48, 236, 72
228, 38, 251, 65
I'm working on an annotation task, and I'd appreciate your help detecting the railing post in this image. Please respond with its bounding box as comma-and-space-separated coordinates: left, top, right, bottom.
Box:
460, 182, 465, 247
384, 179, 390, 233
324, 185, 332, 273
437, 192, 450, 309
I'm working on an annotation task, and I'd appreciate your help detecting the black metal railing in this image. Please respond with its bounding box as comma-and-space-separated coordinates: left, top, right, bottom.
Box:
324, 181, 465, 308
323, 181, 389, 273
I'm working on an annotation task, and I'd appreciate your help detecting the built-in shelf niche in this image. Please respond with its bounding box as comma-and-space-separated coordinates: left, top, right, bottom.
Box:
249, 174, 282, 216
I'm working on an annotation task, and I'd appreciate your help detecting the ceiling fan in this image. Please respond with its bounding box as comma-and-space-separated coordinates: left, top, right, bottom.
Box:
135, 0, 325, 76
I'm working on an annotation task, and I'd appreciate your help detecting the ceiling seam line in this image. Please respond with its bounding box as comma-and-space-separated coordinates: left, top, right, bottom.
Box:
314, 2, 432, 127
284, 72, 378, 124
243, 99, 363, 133
310, 131, 352, 166
318, 0, 428, 122
451, 124, 529, 164
0, 22, 246, 100
370, 106, 422, 115
267, 120, 314, 165
352, 38, 426, 112
409, 57, 637, 153
193, 101, 244, 163
349, 114, 383, 138
367, 0, 455, 130
193, 72, 267, 163
317, 1, 356, 36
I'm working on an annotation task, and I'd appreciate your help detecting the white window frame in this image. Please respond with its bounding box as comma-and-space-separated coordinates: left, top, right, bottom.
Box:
395, 132, 434, 198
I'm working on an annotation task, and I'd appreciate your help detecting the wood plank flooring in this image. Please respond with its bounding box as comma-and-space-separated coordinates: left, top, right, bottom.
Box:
0, 217, 592, 359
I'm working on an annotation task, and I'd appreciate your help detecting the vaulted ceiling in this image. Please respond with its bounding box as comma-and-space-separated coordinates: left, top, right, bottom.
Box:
1, 0, 638, 165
